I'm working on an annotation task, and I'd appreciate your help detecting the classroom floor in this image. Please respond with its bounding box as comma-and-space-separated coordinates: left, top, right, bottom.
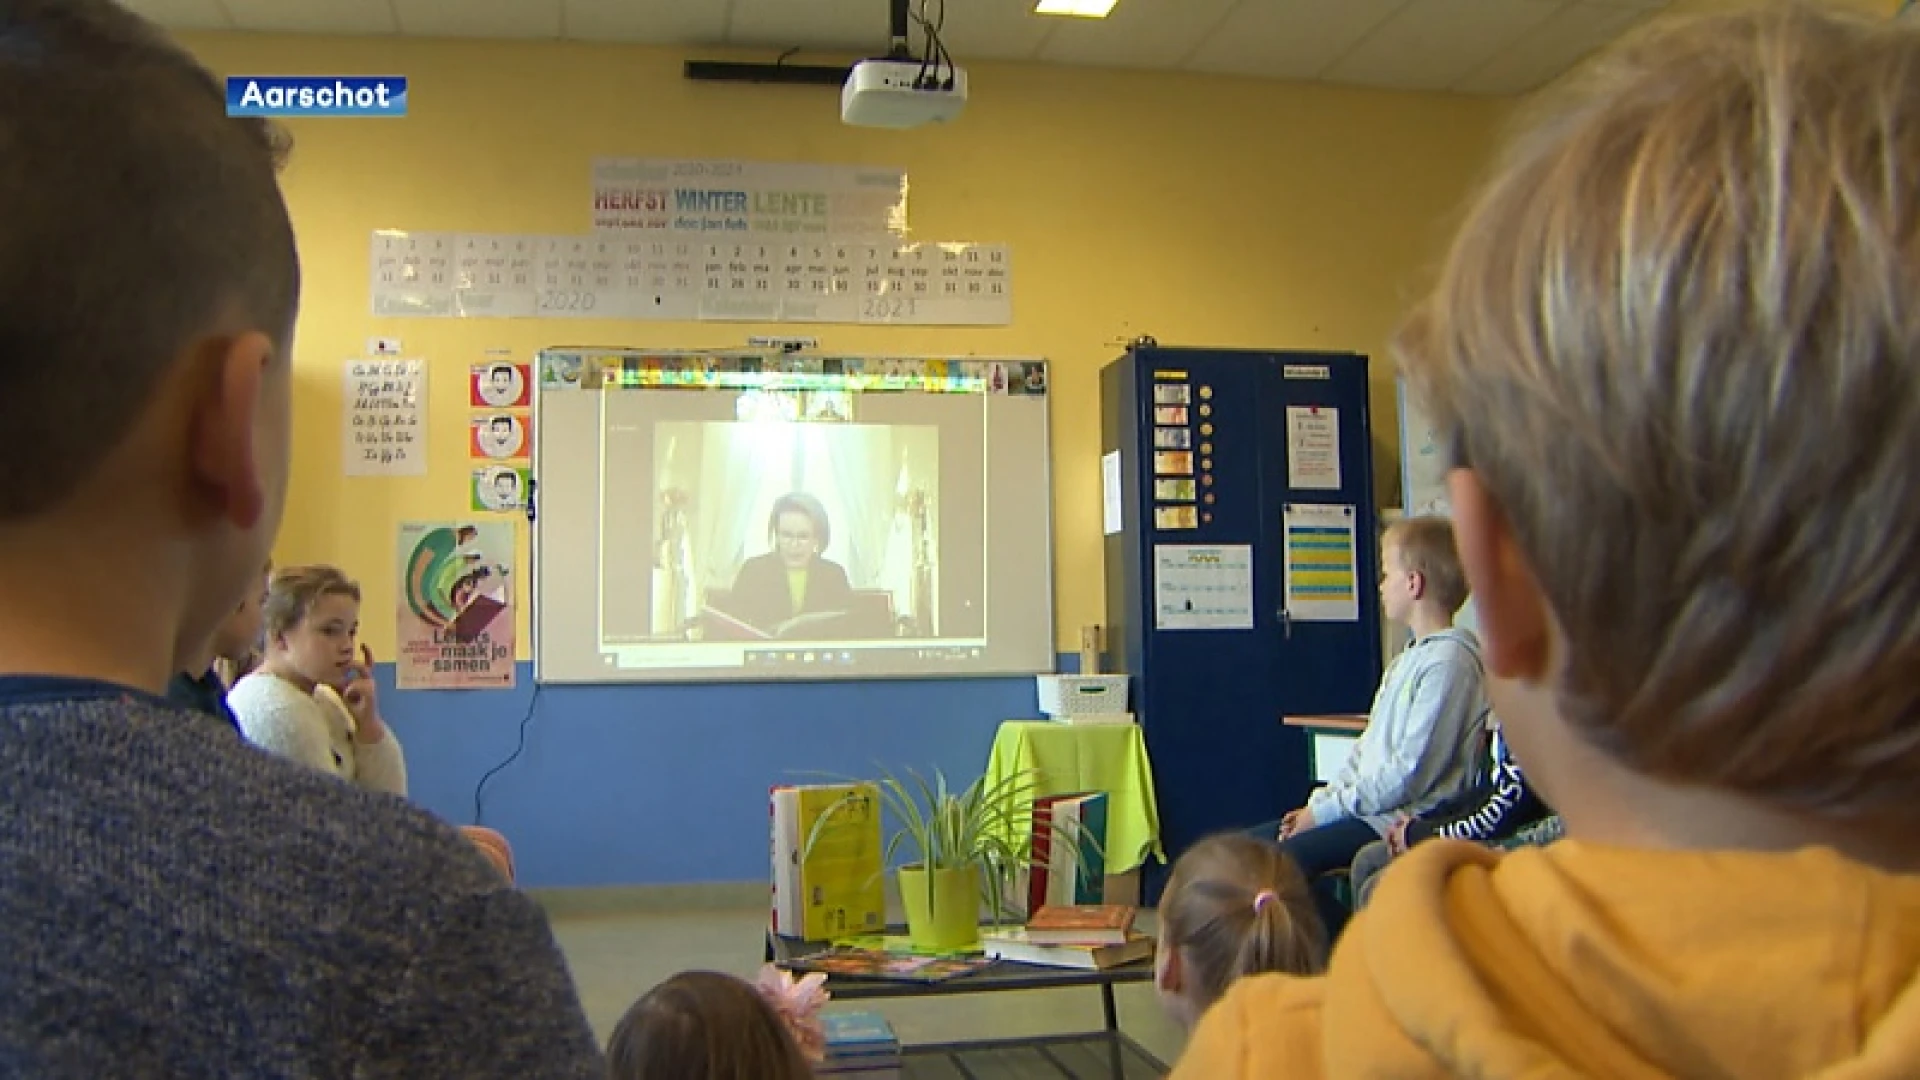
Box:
548, 894, 1188, 1074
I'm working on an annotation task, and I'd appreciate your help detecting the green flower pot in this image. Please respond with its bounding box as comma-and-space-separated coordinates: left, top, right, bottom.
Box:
898, 864, 979, 952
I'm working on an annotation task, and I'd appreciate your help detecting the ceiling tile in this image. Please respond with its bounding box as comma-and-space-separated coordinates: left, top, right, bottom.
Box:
395, 0, 562, 39
925, 0, 1058, 64
719, 0, 1056, 64
725, 0, 892, 53
118, 0, 234, 31
1184, 0, 1410, 81
220, 0, 398, 35
1323, 0, 1561, 92
562, 0, 731, 45
1036, 0, 1242, 69
1454, 1, 1657, 94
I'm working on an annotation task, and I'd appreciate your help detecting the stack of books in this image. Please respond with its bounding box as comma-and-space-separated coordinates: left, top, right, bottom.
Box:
819, 1012, 901, 1077
981, 903, 1155, 970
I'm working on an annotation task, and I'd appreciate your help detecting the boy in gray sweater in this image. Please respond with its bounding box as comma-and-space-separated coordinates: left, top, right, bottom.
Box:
0, 2, 602, 1075
1266, 517, 1487, 932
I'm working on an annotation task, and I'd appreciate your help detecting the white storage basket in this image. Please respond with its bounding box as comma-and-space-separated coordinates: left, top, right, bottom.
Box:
1036, 674, 1130, 717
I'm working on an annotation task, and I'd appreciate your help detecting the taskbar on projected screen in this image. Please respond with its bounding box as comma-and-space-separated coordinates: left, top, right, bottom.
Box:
600, 639, 990, 672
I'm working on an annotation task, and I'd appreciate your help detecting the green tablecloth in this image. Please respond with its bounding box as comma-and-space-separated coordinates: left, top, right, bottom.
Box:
984, 721, 1166, 873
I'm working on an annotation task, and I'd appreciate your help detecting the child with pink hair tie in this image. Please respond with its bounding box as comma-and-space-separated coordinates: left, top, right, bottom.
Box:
752, 964, 831, 1062
1154, 833, 1328, 1031
606, 965, 830, 1080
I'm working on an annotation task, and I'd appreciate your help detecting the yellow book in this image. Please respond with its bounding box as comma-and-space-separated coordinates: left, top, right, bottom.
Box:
796, 784, 886, 941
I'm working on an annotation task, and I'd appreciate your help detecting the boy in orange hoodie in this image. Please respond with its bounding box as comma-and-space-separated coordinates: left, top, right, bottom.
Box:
1172, 6, 1920, 1077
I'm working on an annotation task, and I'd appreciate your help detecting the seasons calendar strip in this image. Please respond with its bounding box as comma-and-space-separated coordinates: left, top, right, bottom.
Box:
370, 231, 1012, 328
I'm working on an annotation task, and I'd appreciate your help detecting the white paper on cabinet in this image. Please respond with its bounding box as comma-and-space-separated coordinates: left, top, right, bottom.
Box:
1285, 405, 1342, 491
1153, 544, 1254, 631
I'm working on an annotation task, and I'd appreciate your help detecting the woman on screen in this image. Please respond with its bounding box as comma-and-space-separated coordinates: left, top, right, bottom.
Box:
723, 493, 854, 636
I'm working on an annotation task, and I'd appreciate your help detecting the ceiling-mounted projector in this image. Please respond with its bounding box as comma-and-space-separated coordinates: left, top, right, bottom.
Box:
840, 0, 967, 128
842, 58, 968, 128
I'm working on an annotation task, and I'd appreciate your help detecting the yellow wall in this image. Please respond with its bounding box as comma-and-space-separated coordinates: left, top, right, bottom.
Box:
178, 32, 1508, 656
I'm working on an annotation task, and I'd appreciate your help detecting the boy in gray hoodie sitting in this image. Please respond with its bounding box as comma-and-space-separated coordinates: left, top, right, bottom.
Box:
1267, 517, 1487, 929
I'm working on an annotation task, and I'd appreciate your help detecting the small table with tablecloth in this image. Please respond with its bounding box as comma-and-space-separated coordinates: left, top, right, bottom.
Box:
984, 721, 1167, 895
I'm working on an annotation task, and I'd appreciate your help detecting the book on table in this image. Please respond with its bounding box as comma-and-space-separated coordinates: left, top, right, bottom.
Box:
769, 783, 885, 941
1016, 790, 1111, 917
980, 929, 1156, 971
783, 945, 996, 984
1025, 903, 1137, 945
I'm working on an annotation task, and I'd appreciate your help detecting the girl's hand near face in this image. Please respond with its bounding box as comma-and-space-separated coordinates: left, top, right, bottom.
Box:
340, 644, 387, 744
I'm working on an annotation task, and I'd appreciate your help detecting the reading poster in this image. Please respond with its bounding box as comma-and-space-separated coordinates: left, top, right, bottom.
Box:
395, 521, 516, 690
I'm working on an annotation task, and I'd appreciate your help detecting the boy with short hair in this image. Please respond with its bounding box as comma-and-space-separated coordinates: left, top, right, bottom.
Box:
0, 2, 600, 1074
1268, 516, 1486, 925
165, 561, 271, 731
1175, 7, 1920, 1076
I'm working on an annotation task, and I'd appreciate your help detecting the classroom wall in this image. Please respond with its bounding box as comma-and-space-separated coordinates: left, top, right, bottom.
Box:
179, 31, 1508, 887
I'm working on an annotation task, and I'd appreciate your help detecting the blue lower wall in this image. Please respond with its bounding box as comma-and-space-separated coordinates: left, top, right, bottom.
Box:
376, 658, 1076, 889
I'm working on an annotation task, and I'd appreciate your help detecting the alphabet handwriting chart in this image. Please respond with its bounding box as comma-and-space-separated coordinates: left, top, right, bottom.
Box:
343, 358, 426, 477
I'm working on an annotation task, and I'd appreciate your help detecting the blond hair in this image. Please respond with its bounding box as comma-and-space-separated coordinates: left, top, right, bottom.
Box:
1383, 516, 1469, 615
1394, 6, 1920, 824
1159, 834, 1326, 1012
263, 565, 360, 636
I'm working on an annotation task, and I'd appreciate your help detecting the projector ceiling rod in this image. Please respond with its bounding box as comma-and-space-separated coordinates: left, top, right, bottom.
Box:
888, 0, 912, 59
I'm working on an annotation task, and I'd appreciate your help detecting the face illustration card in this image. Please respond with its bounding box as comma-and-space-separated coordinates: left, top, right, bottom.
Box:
471, 362, 531, 407
470, 413, 530, 460
471, 466, 529, 512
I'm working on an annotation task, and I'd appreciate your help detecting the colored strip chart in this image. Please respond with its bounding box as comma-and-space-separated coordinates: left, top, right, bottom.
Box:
1283, 504, 1359, 622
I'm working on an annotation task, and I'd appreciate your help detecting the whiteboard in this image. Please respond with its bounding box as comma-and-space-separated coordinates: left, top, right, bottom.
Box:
529, 349, 1057, 685
1397, 378, 1480, 632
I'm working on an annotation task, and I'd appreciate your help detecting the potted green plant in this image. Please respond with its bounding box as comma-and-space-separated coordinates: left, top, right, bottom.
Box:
807, 767, 1098, 952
